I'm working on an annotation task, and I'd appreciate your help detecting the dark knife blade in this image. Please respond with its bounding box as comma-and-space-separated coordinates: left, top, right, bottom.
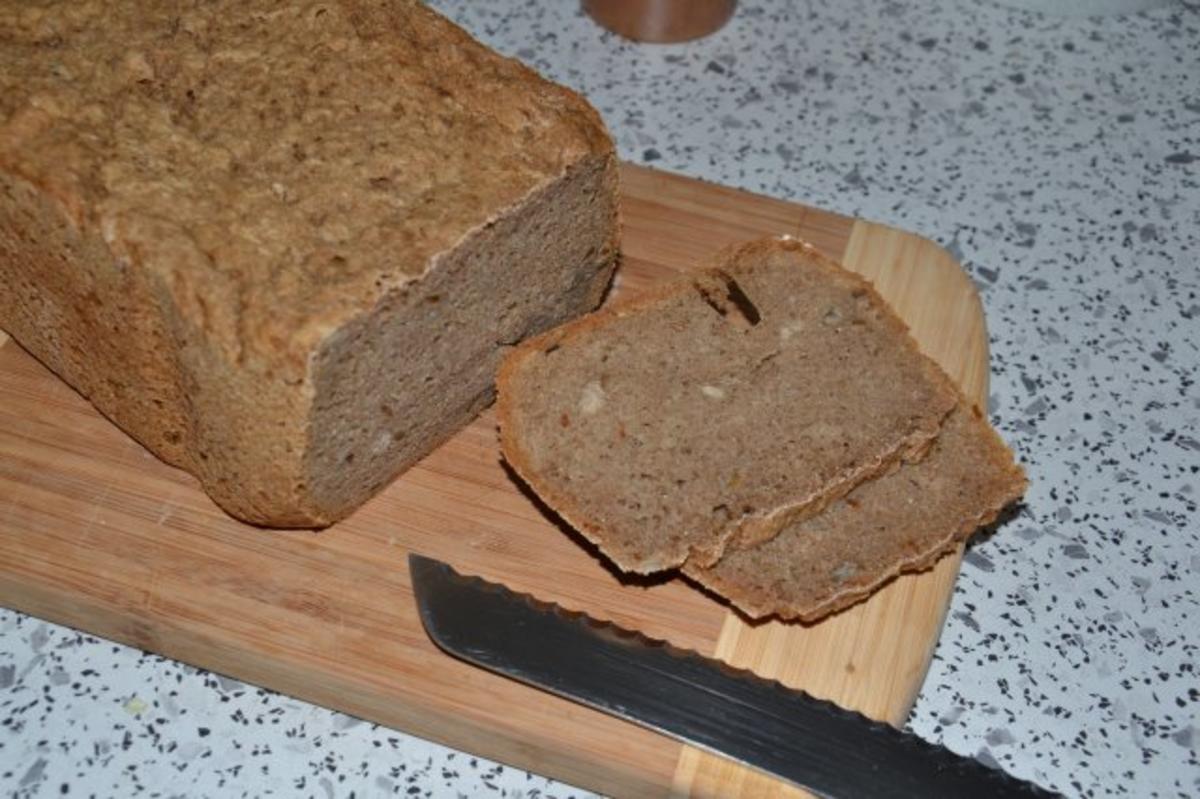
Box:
409, 554, 1056, 798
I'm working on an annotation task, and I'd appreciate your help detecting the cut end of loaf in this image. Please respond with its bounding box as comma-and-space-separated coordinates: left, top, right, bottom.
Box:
296, 153, 619, 526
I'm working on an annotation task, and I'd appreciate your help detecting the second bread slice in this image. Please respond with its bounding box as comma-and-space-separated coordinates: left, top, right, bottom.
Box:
496, 237, 958, 573
684, 402, 1027, 621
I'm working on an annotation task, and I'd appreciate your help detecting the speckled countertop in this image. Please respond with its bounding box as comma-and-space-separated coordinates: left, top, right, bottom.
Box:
2, 1, 1197, 797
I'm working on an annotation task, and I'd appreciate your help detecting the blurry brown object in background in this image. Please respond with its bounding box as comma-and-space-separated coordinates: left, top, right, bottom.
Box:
582, 0, 737, 43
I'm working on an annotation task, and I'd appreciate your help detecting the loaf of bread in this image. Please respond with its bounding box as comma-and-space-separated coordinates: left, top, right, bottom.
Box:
684, 402, 1027, 621
496, 238, 959, 573
0, 0, 619, 526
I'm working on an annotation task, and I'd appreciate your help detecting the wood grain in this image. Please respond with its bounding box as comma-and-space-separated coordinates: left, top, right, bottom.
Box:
0, 164, 987, 799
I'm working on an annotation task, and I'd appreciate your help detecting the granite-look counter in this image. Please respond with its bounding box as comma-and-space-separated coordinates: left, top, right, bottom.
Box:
2, 1, 1196, 796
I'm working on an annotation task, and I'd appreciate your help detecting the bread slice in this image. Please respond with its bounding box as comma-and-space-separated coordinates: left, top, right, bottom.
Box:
496, 237, 959, 573
684, 402, 1026, 621
0, 0, 618, 526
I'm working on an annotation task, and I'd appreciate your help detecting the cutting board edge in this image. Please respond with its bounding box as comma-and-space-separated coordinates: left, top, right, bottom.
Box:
0, 563, 677, 799
844, 215, 991, 721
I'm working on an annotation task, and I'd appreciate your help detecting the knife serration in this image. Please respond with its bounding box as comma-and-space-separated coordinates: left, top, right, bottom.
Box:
409, 554, 1057, 799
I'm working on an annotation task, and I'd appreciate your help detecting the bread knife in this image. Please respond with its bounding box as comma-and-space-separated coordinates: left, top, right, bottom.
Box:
409, 554, 1058, 798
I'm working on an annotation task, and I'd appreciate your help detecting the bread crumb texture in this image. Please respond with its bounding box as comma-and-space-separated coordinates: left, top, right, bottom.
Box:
497, 238, 963, 575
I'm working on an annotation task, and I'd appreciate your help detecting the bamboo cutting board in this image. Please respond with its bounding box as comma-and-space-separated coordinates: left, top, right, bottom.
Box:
0, 164, 988, 798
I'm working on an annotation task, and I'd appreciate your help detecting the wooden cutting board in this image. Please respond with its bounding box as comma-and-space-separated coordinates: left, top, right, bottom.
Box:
0, 164, 988, 798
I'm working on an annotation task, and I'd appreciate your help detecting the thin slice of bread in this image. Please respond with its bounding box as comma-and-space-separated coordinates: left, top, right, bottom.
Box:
495, 237, 959, 573
684, 402, 1027, 621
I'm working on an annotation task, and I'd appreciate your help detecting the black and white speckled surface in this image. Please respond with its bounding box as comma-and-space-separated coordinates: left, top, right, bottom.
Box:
2, 1, 1198, 797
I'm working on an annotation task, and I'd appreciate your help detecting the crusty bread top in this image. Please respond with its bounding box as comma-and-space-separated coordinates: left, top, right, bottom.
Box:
496, 237, 960, 573
685, 401, 1027, 621
0, 0, 611, 369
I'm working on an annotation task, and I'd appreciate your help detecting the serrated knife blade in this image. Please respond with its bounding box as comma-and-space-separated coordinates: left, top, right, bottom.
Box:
408, 554, 1056, 798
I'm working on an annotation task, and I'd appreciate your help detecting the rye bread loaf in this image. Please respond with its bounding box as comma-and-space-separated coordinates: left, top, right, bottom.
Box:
684, 402, 1027, 621
496, 237, 959, 573
0, 0, 619, 526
